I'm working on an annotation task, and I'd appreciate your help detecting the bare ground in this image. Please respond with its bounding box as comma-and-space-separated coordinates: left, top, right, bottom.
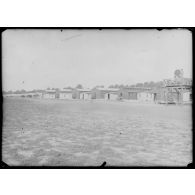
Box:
2, 98, 192, 166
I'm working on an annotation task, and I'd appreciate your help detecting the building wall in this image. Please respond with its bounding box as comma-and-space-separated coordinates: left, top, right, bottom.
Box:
72, 89, 78, 99
72, 89, 92, 99
91, 89, 105, 99
169, 92, 180, 103
80, 93, 92, 100
154, 91, 166, 102
59, 93, 72, 99
72, 89, 82, 99
128, 92, 137, 100
119, 89, 138, 100
183, 91, 192, 102
118, 89, 127, 99
163, 86, 192, 103
118, 89, 127, 100
137, 92, 154, 102
120, 88, 171, 102
43, 93, 56, 99
150, 88, 168, 103
104, 93, 118, 100
154, 92, 163, 102
33, 93, 42, 98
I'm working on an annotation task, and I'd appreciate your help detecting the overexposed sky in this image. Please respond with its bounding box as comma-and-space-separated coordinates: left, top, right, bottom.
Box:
2, 29, 192, 91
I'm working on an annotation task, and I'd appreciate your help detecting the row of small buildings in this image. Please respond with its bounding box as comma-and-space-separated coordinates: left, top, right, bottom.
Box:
4, 70, 192, 104
5, 85, 192, 104
41, 85, 192, 104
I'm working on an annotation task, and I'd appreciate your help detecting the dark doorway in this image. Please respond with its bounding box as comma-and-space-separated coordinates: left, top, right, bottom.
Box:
154, 93, 157, 101
190, 93, 192, 101
108, 93, 110, 100
82, 94, 84, 99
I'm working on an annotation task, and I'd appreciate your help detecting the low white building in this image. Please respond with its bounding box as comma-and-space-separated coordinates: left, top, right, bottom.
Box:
79, 89, 92, 100
104, 91, 119, 100
182, 91, 192, 102
137, 92, 154, 102
59, 89, 73, 100
92, 87, 119, 100
104, 88, 119, 100
43, 89, 56, 99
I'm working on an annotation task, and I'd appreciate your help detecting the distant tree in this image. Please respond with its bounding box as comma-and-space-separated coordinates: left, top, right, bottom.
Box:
119, 84, 124, 88
21, 89, 26, 93
160, 81, 164, 86
114, 84, 119, 88
109, 85, 114, 88
76, 84, 83, 89
144, 82, 149, 87
15, 90, 21, 94
94, 85, 104, 88
136, 83, 144, 87
47, 87, 50, 90
155, 81, 164, 88
148, 81, 155, 88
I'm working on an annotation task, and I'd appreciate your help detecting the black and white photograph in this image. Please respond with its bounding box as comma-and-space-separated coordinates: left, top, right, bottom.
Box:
2, 28, 192, 167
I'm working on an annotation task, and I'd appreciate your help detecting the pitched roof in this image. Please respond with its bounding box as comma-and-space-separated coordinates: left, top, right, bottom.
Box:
76, 88, 91, 92
96, 87, 119, 92
60, 89, 72, 93
121, 87, 151, 92
45, 89, 56, 93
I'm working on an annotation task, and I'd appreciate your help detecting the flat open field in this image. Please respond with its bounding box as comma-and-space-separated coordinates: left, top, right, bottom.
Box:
2, 98, 192, 166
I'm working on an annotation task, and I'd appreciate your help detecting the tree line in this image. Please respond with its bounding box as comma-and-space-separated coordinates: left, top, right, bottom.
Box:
3, 81, 165, 94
